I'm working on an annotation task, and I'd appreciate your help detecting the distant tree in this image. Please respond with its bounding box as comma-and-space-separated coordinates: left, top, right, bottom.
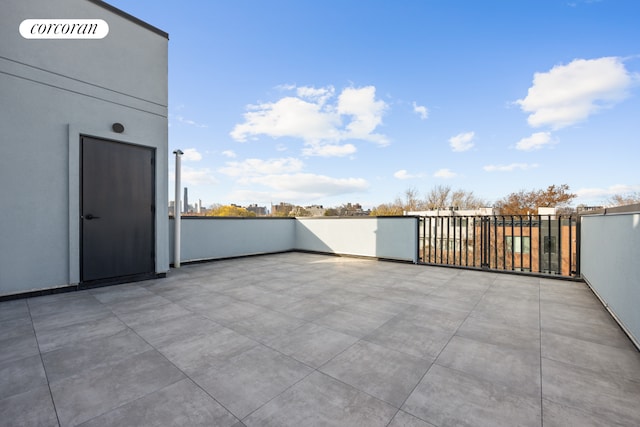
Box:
206, 205, 256, 217
424, 185, 451, 209
606, 192, 640, 207
495, 184, 576, 215
402, 188, 423, 211
370, 202, 403, 216
423, 185, 487, 210
324, 208, 339, 216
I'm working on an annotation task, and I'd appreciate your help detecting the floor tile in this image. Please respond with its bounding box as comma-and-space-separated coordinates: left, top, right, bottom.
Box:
0, 331, 39, 365
0, 385, 58, 427
35, 313, 128, 353
388, 410, 437, 427
320, 340, 431, 407
455, 315, 540, 352
277, 297, 341, 321
0, 299, 30, 322
157, 326, 256, 375
363, 316, 453, 360
42, 329, 152, 383
79, 379, 239, 427
131, 312, 221, 348
90, 284, 156, 304
0, 354, 48, 400
0, 316, 34, 341
199, 300, 264, 325
115, 301, 191, 329
194, 345, 313, 419
227, 309, 306, 342
402, 364, 541, 427
243, 371, 397, 427
435, 335, 541, 399
30, 299, 110, 331
50, 349, 185, 427
314, 307, 394, 338
542, 331, 640, 380
542, 398, 618, 427
541, 357, 640, 426
540, 301, 631, 348
266, 322, 358, 368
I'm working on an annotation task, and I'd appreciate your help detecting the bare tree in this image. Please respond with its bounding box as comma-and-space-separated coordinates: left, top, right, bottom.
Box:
403, 188, 423, 211
424, 185, 451, 209
606, 192, 640, 207
423, 185, 486, 210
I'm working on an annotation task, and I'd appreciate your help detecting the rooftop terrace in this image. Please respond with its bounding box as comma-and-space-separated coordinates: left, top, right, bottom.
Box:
2, 252, 639, 426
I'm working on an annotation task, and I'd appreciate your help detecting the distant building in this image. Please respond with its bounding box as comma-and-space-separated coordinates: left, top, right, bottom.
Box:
271, 202, 295, 216
246, 204, 267, 216
306, 205, 326, 216
339, 203, 370, 216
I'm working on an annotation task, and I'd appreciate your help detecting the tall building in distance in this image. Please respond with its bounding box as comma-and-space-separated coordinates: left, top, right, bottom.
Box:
183, 187, 189, 214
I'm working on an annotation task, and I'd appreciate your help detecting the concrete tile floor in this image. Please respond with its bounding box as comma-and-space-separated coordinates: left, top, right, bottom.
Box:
2, 252, 640, 426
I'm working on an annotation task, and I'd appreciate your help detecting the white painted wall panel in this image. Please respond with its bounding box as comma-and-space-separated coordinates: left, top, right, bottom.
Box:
170, 218, 296, 263
581, 213, 640, 347
296, 217, 418, 262
0, 0, 168, 296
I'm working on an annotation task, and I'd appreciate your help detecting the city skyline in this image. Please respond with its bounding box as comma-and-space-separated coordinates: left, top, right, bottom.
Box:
109, 0, 640, 209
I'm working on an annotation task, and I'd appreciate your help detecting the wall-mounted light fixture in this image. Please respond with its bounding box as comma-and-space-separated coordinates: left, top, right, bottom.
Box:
112, 123, 125, 133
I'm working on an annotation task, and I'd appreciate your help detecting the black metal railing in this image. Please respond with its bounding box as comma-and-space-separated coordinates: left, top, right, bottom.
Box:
418, 215, 580, 278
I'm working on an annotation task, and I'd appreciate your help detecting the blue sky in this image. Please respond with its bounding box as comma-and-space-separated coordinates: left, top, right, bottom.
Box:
109, 0, 640, 209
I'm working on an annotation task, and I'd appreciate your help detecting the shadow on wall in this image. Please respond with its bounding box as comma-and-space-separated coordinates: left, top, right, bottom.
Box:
295, 217, 418, 262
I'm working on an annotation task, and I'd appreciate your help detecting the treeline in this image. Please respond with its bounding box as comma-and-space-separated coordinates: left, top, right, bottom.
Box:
202, 185, 639, 217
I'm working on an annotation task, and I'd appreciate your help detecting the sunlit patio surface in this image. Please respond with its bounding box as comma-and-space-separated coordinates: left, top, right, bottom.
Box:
2, 252, 640, 426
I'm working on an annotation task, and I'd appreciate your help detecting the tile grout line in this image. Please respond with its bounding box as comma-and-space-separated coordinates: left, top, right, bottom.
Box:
26, 297, 63, 427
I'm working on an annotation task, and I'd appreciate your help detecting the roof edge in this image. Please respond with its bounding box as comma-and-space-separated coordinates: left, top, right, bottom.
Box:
87, 0, 169, 39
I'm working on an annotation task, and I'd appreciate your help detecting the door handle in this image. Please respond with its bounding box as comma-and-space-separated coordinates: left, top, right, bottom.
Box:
84, 214, 101, 220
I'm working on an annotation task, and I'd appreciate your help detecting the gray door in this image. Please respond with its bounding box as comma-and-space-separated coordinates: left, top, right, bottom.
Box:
81, 136, 155, 283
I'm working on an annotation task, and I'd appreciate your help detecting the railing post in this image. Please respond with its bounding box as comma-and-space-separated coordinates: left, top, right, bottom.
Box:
173, 149, 183, 268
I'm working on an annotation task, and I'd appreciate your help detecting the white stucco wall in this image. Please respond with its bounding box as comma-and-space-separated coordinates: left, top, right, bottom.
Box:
169, 216, 419, 265
170, 218, 296, 263
0, 0, 168, 296
581, 212, 640, 348
296, 217, 418, 262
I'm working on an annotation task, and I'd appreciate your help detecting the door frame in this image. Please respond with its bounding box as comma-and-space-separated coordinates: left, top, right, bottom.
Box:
68, 125, 163, 287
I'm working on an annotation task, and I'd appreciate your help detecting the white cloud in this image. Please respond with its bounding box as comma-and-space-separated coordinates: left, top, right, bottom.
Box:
483, 163, 539, 172
412, 102, 429, 120
575, 184, 640, 201
245, 173, 369, 198
515, 132, 555, 151
180, 167, 218, 185
449, 131, 475, 152
336, 86, 389, 145
230, 85, 389, 156
221, 150, 236, 158
434, 168, 457, 179
516, 57, 634, 129
275, 144, 288, 152
182, 148, 202, 162
218, 157, 303, 177
394, 169, 424, 180
175, 115, 208, 128
302, 143, 357, 157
